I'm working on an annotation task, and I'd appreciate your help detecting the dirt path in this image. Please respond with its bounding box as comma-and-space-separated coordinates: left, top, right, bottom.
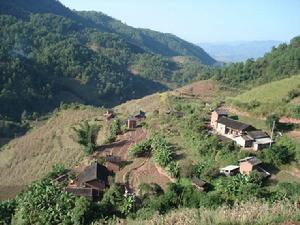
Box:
288, 130, 300, 139
94, 127, 172, 192
280, 117, 300, 124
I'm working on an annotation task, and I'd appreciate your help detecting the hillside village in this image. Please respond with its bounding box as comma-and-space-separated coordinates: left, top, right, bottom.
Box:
58, 98, 285, 202
0, 0, 300, 224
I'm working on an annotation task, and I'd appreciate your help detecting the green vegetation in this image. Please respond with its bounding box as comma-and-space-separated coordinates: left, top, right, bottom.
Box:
0, 0, 218, 125
129, 134, 177, 176
105, 119, 122, 143
0, 200, 16, 225
123, 200, 300, 225
129, 139, 152, 157
73, 121, 100, 155
214, 37, 300, 88
259, 136, 296, 167
230, 74, 300, 117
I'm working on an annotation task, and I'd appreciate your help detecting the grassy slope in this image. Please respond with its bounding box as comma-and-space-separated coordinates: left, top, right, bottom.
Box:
121, 201, 299, 225
0, 106, 105, 198
229, 74, 300, 117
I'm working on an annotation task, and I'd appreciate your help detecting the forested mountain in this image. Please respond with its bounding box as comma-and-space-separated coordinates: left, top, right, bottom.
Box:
199, 40, 282, 62
212, 36, 300, 87
77, 11, 216, 65
0, 0, 216, 123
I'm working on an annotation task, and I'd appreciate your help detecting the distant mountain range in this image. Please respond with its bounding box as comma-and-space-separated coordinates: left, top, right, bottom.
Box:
198, 40, 282, 62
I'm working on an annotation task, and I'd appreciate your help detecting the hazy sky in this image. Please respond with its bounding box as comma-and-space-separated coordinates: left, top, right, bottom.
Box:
60, 0, 300, 43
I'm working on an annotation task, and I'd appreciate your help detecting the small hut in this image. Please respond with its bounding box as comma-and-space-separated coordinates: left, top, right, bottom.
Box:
127, 117, 137, 129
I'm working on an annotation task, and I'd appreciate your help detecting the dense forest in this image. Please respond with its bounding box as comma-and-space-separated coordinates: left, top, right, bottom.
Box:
0, 0, 217, 124
0, 0, 300, 139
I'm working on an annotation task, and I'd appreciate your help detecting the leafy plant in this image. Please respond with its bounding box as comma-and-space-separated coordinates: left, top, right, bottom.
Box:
0, 200, 16, 225
73, 121, 100, 155
129, 139, 152, 158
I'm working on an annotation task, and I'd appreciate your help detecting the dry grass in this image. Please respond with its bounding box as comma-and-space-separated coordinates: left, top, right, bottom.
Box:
121, 200, 300, 225
115, 92, 168, 119
0, 106, 105, 199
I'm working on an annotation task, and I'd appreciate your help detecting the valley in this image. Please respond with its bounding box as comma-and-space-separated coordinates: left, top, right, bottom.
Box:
0, 0, 300, 224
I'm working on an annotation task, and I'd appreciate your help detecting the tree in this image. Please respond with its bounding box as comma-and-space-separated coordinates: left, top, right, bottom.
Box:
0, 200, 16, 225
13, 179, 80, 225
265, 114, 280, 130
73, 121, 100, 155
261, 137, 295, 167
71, 197, 91, 225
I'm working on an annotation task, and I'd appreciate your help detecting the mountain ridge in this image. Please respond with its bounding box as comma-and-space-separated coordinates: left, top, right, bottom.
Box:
199, 40, 282, 62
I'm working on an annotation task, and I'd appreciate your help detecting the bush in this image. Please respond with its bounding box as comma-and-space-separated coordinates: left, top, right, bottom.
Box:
260, 136, 295, 167
166, 162, 180, 178
129, 139, 152, 158
46, 164, 66, 179
73, 121, 100, 155
0, 200, 16, 225
13, 179, 81, 225
215, 174, 263, 202
151, 134, 174, 167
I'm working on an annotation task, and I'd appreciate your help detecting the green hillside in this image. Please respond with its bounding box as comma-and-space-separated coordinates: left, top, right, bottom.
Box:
77, 11, 216, 65
229, 74, 300, 117
213, 36, 300, 88
0, 0, 217, 125
1, 81, 300, 224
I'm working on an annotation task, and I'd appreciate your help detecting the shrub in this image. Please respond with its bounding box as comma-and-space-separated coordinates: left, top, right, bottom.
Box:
46, 164, 66, 179
105, 119, 122, 144
129, 139, 152, 158
166, 162, 180, 178
13, 179, 81, 225
73, 121, 100, 155
260, 136, 295, 167
151, 134, 174, 167
0, 200, 16, 225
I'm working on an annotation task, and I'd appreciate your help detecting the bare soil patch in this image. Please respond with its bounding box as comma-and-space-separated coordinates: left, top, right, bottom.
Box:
288, 130, 300, 139
176, 80, 218, 100
94, 127, 148, 161
280, 117, 300, 124
0, 185, 24, 200
129, 158, 171, 192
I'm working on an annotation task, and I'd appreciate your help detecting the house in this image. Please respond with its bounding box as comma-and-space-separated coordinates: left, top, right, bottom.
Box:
247, 130, 273, 150
220, 165, 240, 176
134, 110, 146, 120
210, 108, 229, 129
234, 135, 254, 148
191, 177, 208, 191
239, 156, 262, 175
127, 117, 137, 129
239, 156, 270, 177
66, 163, 109, 200
216, 117, 255, 137
65, 187, 100, 201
